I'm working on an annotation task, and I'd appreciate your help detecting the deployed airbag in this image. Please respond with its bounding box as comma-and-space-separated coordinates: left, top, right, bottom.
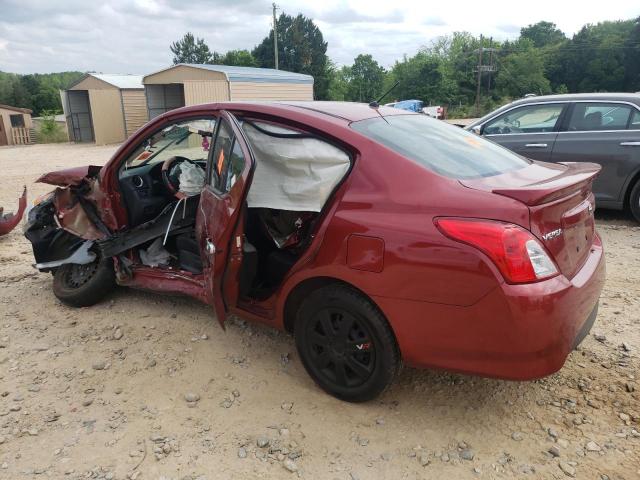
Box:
242, 122, 350, 212
178, 162, 206, 197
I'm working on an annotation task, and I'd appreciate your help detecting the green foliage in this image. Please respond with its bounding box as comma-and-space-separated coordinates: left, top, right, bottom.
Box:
341, 54, 386, 102
0, 71, 83, 116
216, 50, 258, 67
623, 17, 640, 91
546, 20, 635, 92
252, 13, 330, 99
35, 109, 67, 143
326, 62, 349, 101
520, 21, 566, 48
495, 40, 551, 97
170, 32, 213, 64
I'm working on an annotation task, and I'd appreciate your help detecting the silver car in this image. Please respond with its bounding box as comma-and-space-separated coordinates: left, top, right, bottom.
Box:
467, 93, 640, 222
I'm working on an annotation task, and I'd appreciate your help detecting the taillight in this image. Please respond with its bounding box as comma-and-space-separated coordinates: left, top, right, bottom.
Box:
435, 218, 558, 284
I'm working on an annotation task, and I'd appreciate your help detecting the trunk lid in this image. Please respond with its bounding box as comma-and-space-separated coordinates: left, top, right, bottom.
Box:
461, 161, 600, 279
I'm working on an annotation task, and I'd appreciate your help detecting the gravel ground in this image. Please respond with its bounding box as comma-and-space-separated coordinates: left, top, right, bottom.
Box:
0, 143, 639, 480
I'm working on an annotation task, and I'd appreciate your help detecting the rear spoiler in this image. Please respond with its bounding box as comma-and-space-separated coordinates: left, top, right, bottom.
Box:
491, 162, 601, 206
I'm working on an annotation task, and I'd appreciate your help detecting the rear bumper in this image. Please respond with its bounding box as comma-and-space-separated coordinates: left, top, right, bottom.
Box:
374, 240, 606, 380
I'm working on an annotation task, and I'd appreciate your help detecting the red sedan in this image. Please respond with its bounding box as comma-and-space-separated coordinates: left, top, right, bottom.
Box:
25, 102, 605, 401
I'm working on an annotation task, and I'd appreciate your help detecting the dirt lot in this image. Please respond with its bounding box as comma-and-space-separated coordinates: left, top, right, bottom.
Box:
0, 143, 639, 480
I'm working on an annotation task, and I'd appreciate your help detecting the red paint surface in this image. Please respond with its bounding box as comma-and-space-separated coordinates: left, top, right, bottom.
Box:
0, 186, 27, 236
42, 102, 606, 380
347, 235, 384, 273
37, 165, 101, 187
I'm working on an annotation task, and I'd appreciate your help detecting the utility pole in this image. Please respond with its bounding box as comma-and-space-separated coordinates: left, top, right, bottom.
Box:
475, 34, 483, 116
487, 37, 493, 93
272, 3, 279, 70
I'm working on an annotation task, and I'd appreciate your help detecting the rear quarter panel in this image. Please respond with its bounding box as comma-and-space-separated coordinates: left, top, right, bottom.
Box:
274, 138, 533, 327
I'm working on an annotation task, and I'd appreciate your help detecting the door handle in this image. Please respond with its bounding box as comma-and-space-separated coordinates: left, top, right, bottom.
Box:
205, 238, 216, 254
620, 141, 640, 146
524, 143, 548, 148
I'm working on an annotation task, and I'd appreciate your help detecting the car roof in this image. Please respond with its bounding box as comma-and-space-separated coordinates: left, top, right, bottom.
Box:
168, 101, 414, 128
508, 92, 640, 106
274, 101, 411, 122
467, 93, 640, 129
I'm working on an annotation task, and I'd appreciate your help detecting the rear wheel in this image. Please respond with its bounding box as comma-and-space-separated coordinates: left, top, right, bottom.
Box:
53, 258, 115, 307
294, 285, 400, 402
629, 179, 640, 223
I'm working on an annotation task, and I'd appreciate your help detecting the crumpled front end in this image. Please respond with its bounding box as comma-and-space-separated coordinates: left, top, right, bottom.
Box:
0, 187, 27, 236
24, 165, 108, 271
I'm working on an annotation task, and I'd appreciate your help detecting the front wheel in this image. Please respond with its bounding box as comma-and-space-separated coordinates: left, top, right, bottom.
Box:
294, 285, 400, 402
629, 179, 640, 223
52, 258, 115, 307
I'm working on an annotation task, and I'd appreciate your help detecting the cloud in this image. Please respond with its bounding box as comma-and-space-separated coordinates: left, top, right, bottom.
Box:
496, 24, 522, 34
423, 16, 447, 26
315, 6, 404, 24
0, 0, 638, 74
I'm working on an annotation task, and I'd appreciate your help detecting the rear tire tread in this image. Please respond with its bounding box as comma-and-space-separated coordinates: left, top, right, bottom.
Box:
629, 179, 640, 223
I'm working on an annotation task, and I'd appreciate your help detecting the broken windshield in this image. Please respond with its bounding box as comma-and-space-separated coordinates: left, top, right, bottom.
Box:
125, 119, 216, 169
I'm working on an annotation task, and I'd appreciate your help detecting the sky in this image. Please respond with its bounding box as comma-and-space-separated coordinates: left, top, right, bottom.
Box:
0, 0, 638, 75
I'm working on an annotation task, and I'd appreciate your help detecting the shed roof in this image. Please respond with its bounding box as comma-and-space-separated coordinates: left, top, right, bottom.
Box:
69, 73, 144, 90
0, 104, 32, 114
144, 64, 314, 84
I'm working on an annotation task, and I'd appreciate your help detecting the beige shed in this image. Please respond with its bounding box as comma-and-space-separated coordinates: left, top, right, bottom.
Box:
0, 104, 33, 146
142, 64, 314, 119
62, 74, 148, 145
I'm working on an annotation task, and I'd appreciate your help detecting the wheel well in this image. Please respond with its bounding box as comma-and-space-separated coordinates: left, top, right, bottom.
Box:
283, 277, 385, 335
283, 277, 341, 333
624, 169, 640, 209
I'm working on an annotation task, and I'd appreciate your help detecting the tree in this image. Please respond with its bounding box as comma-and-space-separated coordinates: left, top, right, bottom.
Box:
326, 62, 349, 101
520, 21, 566, 48
495, 40, 551, 97
252, 13, 330, 99
170, 32, 213, 64
344, 54, 385, 102
623, 17, 640, 91
547, 20, 634, 92
0, 71, 83, 116
218, 50, 258, 67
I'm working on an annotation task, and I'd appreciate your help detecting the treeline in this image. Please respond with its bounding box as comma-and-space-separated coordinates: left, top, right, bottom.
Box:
173, 16, 640, 117
2, 15, 639, 118
0, 71, 84, 116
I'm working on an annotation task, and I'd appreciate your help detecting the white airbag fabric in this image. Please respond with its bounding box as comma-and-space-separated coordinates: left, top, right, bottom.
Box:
242, 123, 350, 212
178, 162, 206, 197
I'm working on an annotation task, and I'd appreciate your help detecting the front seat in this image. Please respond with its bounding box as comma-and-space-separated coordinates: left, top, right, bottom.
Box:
582, 111, 603, 130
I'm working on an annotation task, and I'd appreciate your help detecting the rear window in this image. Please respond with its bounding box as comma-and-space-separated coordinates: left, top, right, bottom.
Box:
351, 114, 529, 179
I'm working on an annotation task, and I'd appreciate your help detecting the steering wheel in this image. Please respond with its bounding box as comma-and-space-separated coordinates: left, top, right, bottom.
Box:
161, 156, 200, 199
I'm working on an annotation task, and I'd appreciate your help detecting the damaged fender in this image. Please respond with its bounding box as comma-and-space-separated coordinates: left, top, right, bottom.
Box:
25, 165, 109, 270
0, 186, 27, 236
35, 240, 96, 270
35, 165, 108, 241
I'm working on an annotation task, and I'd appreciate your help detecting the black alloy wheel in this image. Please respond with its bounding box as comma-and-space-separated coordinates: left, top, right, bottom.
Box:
295, 285, 400, 402
304, 307, 376, 389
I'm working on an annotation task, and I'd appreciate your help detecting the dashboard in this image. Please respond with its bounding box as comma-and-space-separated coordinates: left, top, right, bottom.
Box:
119, 162, 173, 226
119, 160, 208, 227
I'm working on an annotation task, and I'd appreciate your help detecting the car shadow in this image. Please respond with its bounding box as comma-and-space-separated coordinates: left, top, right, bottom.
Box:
595, 208, 636, 226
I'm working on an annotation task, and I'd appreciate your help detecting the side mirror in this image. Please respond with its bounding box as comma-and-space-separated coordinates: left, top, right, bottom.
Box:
471, 126, 481, 135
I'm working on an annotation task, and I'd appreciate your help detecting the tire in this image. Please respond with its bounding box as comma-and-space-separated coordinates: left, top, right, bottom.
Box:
629, 179, 640, 223
294, 285, 400, 402
52, 258, 115, 307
